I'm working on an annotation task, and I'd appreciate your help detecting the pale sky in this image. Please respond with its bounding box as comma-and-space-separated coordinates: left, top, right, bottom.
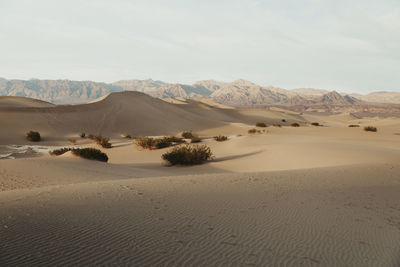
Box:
0, 0, 399, 93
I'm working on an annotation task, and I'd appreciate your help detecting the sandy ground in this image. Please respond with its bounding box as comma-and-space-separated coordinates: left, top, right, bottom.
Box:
0, 95, 400, 266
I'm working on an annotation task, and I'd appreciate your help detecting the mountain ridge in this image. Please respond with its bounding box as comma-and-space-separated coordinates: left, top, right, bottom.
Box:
0, 78, 399, 106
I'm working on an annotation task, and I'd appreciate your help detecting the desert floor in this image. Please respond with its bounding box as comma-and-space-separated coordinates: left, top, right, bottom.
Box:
1, 102, 400, 266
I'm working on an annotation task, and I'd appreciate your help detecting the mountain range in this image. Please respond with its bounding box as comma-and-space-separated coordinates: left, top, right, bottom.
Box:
0, 77, 399, 107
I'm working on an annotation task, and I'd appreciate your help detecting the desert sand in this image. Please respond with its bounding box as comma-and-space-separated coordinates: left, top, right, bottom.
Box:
0, 93, 400, 266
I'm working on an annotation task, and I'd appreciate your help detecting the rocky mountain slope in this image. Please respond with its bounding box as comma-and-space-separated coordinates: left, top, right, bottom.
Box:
0, 77, 398, 106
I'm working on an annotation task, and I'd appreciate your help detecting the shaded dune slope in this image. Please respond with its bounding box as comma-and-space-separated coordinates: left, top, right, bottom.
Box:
0, 92, 303, 144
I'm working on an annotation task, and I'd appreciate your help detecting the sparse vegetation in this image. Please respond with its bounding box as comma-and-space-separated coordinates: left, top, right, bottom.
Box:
87, 134, 112, 148
49, 147, 108, 162
49, 147, 71, 156
291, 123, 300, 127
364, 126, 377, 132
162, 144, 213, 165
256, 122, 267, 127
96, 136, 112, 148
348, 124, 360, 127
248, 128, 257, 134
311, 122, 320, 126
71, 148, 108, 162
26, 131, 41, 142
273, 124, 282, 127
214, 135, 228, 142
181, 131, 194, 139
136, 136, 184, 150
80, 132, 86, 138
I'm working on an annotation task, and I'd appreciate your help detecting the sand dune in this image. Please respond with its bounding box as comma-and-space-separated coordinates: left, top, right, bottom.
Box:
1, 164, 399, 266
0, 92, 306, 144
1, 94, 400, 266
0, 96, 54, 108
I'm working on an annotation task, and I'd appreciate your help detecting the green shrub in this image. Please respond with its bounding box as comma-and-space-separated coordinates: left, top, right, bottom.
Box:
214, 135, 228, 142
256, 122, 267, 127
26, 131, 41, 142
71, 148, 108, 162
291, 123, 300, 127
162, 145, 213, 165
311, 122, 320, 126
364, 126, 377, 132
181, 131, 194, 139
80, 132, 86, 138
348, 124, 360, 127
248, 128, 257, 134
49, 147, 71, 156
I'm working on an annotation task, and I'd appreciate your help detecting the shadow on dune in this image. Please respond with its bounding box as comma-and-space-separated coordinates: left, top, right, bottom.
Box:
212, 150, 263, 162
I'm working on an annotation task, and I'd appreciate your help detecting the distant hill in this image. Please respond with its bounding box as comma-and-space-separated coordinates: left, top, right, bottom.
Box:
0, 78, 399, 106
0, 79, 122, 104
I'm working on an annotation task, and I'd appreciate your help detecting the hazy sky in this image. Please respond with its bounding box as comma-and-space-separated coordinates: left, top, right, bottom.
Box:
1, 0, 399, 93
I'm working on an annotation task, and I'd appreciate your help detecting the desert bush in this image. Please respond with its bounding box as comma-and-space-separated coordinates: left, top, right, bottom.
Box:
256, 122, 267, 127
364, 126, 377, 132
49, 147, 71, 156
181, 131, 194, 139
282, 119, 286, 122
97, 136, 112, 148
291, 123, 300, 127
214, 135, 228, 142
311, 122, 320, 126
26, 131, 41, 142
71, 148, 108, 162
135, 137, 154, 149
248, 128, 257, 134
348, 124, 360, 127
80, 132, 86, 138
162, 144, 213, 165
273, 124, 282, 127
89, 135, 112, 148
136, 136, 182, 149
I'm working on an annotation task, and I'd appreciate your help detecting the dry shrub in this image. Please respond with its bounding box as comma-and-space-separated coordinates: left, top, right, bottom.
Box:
214, 135, 228, 142
49, 147, 71, 156
291, 123, 300, 127
181, 131, 194, 139
256, 122, 267, 127
136, 136, 183, 149
71, 148, 108, 162
364, 126, 377, 132
248, 128, 257, 134
162, 144, 213, 165
26, 131, 41, 142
